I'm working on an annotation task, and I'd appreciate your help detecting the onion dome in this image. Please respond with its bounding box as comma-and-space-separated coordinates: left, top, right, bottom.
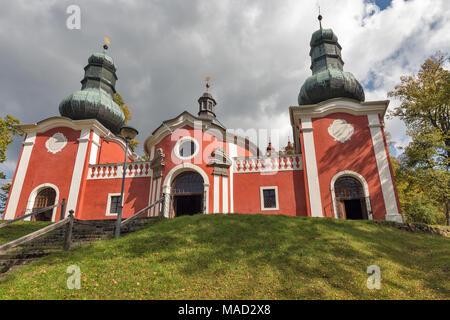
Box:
298, 15, 365, 105
59, 46, 125, 134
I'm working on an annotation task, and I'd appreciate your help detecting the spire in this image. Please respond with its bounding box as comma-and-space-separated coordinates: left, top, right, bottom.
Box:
318, 6, 323, 30
198, 77, 217, 120
59, 39, 125, 134
298, 15, 365, 105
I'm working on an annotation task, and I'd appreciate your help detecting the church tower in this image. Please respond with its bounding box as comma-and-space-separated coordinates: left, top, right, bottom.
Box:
197, 78, 217, 120
298, 14, 365, 105
290, 15, 403, 222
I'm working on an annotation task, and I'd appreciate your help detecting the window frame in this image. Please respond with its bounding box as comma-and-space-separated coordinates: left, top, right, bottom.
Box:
106, 193, 122, 216
174, 136, 200, 161
260, 186, 279, 211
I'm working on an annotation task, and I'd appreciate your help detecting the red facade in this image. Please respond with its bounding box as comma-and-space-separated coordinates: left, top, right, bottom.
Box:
4, 99, 403, 223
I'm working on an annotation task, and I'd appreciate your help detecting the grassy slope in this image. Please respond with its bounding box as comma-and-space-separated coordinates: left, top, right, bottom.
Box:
0, 214, 448, 300
0, 221, 51, 245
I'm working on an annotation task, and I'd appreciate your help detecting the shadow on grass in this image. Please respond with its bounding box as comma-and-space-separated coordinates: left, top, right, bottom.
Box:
1, 214, 448, 299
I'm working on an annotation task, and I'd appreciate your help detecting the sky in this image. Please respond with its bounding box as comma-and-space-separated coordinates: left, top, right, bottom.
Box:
0, 0, 449, 182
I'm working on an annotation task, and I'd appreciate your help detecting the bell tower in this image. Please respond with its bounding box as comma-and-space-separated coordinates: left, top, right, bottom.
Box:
198, 77, 217, 120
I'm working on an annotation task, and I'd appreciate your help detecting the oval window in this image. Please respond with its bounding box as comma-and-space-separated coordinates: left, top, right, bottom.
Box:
179, 140, 196, 157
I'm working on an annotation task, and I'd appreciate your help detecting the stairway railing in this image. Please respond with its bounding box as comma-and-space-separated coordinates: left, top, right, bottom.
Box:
0, 210, 75, 253
0, 198, 66, 230
120, 194, 165, 227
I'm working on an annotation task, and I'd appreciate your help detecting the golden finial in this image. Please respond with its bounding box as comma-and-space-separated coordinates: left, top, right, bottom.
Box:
205, 77, 211, 91
103, 37, 111, 52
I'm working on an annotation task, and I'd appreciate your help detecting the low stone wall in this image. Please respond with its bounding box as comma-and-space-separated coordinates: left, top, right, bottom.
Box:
375, 221, 450, 238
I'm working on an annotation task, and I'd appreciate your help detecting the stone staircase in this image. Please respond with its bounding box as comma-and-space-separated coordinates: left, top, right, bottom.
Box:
0, 217, 160, 277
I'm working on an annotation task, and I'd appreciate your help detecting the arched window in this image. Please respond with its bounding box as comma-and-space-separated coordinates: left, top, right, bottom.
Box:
335, 177, 364, 199
172, 172, 204, 194
32, 188, 56, 221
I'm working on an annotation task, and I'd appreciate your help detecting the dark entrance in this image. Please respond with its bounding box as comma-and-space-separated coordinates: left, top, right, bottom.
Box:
335, 177, 367, 220
171, 172, 204, 217
32, 188, 56, 221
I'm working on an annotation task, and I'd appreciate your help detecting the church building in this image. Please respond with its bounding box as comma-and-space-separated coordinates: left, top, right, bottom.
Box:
3, 17, 403, 223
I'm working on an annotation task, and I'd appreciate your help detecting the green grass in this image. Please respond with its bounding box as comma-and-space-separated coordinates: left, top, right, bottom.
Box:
0, 214, 448, 300
0, 221, 51, 245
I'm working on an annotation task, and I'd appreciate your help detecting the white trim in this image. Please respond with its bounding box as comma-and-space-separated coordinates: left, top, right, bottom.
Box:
214, 175, 220, 213
222, 176, 228, 214
105, 193, 122, 216
150, 178, 157, 216
301, 118, 323, 217
147, 146, 156, 216
229, 143, 237, 213
65, 129, 90, 218
290, 99, 389, 121
260, 186, 279, 211
162, 163, 210, 217
25, 183, 60, 222
89, 132, 100, 165
173, 136, 200, 161
330, 171, 373, 220
155, 178, 162, 216
4, 133, 36, 220
19, 117, 140, 161
368, 114, 402, 222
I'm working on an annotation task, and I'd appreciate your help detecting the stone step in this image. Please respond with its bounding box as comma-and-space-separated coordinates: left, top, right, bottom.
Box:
0, 217, 160, 276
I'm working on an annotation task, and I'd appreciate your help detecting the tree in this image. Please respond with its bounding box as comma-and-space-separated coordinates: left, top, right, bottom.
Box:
113, 93, 140, 151
0, 115, 23, 219
388, 52, 450, 225
0, 183, 11, 220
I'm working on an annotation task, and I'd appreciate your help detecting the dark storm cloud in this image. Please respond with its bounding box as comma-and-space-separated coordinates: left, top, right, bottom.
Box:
1, 0, 449, 179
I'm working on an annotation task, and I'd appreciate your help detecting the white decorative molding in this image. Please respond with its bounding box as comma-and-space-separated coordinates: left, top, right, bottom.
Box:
229, 143, 237, 214
19, 117, 140, 162
144, 111, 261, 158
222, 176, 228, 214
88, 162, 151, 179
45, 132, 67, 154
233, 154, 303, 173
301, 117, 323, 218
328, 119, 354, 143
367, 114, 403, 222
214, 175, 220, 213
66, 129, 90, 218
4, 133, 36, 220
330, 170, 373, 220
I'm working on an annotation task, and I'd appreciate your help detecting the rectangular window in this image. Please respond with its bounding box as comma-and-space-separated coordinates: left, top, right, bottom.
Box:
110, 196, 121, 214
106, 194, 122, 216
260, 186, 279, 211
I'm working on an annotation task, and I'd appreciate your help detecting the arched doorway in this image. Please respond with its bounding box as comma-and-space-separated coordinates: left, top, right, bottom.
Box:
171, 172, 204, 217
32, 188, 56, 221
334, 176, 368, 220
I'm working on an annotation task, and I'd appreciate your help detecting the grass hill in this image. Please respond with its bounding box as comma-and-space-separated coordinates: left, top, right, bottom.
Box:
0, 214, 448, 299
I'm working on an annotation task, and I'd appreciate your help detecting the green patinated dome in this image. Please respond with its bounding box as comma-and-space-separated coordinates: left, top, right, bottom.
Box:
59, 51, 125, 133
298, 26, 365, 105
